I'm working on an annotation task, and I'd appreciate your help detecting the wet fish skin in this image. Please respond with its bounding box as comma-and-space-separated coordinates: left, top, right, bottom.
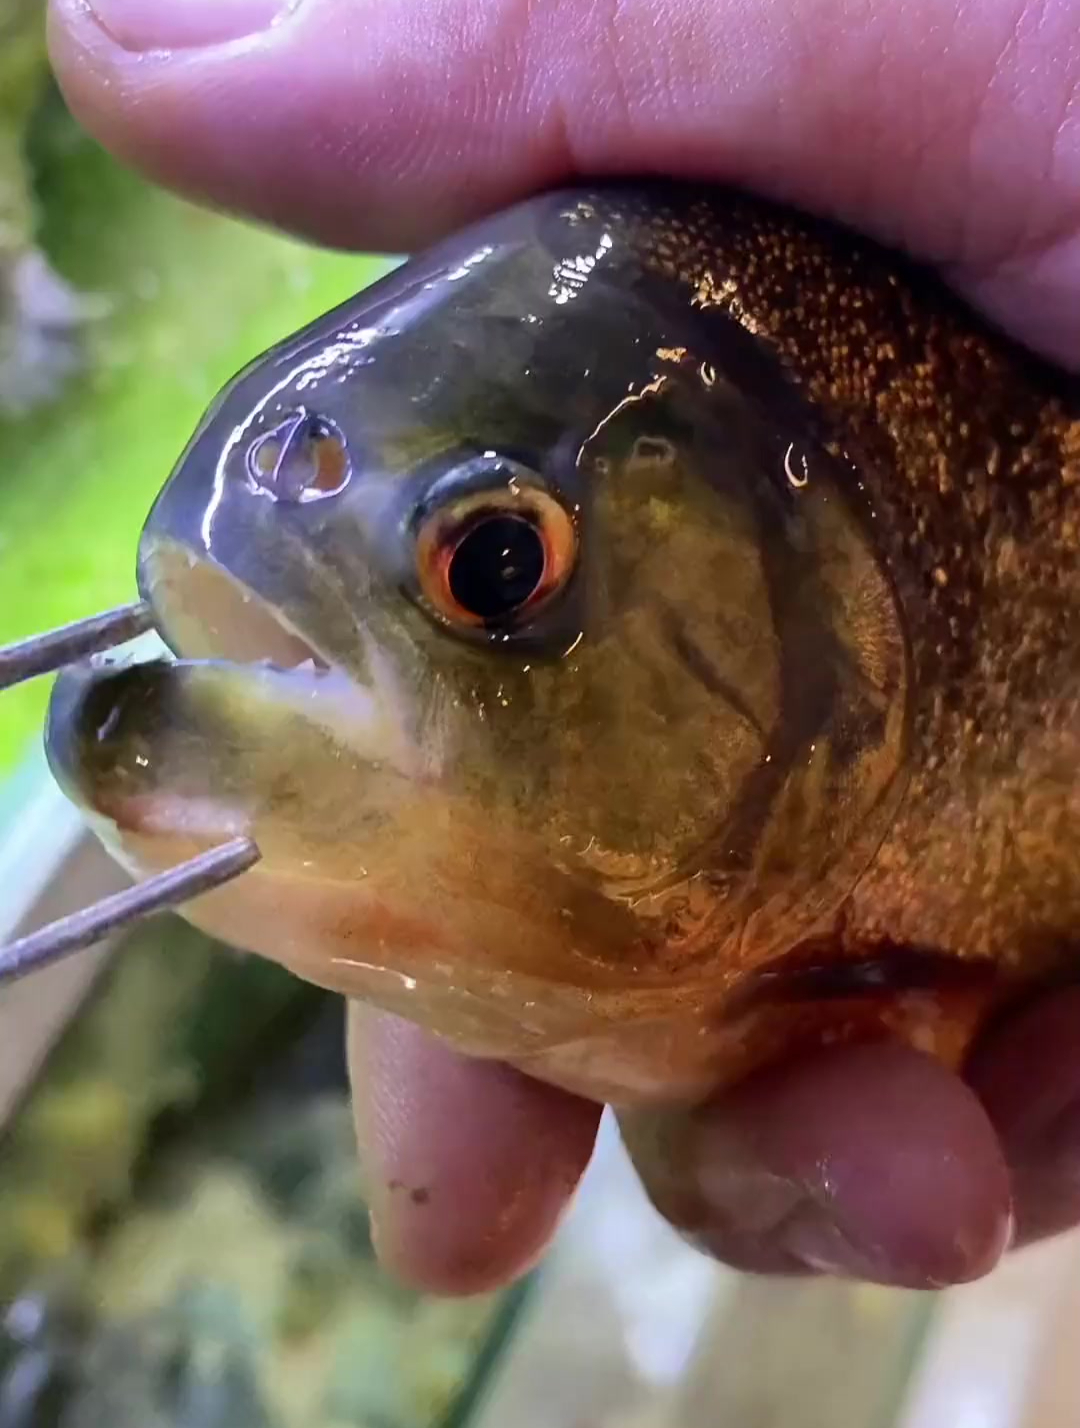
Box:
45, 182, 1080, 1105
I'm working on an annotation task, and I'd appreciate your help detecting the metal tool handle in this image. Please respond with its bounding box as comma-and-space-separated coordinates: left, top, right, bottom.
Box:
0, 604, 263, 985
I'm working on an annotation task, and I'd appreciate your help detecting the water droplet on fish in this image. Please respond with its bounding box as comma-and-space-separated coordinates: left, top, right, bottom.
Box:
96, 706, 121, 742
784, 442, 810, 489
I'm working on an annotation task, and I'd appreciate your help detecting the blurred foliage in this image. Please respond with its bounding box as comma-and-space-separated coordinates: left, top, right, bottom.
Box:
0, 926, 523, 1428
0, 0, 48, 244
0, 919, 318, 1296
0, 0, 101, 420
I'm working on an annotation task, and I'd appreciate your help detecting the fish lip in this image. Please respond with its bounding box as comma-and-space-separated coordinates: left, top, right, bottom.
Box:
136, 535, 341, 679
43, 547, 416, 849
41, 647, 387, 853
43, 541, 362, 835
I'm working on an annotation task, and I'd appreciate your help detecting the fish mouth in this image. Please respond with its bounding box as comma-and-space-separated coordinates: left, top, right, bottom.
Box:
42, 543, 417, 872
137, 538, 338, 676
39, 555, 662, 1033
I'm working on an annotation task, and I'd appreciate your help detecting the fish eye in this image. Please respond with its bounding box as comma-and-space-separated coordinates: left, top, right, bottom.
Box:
413, 472, 578, 630
246, 410, 351, 502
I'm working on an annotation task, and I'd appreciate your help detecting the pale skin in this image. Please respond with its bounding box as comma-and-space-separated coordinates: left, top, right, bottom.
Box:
47, 0, 1080, 1293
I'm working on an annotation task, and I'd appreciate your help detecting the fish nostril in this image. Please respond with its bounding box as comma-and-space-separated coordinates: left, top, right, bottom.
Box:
245, 410, 351, 504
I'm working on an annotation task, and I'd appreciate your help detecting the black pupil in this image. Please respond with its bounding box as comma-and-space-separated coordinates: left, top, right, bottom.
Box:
448, 515, 546, 620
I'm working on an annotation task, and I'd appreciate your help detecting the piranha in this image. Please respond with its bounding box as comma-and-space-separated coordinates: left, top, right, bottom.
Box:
40, 182, 1080, 1107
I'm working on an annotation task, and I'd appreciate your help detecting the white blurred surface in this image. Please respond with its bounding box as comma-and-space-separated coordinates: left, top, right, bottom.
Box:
0, 769, 122, 1125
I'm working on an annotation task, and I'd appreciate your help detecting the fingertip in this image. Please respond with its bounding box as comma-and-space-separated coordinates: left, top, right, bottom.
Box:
347, 1006, 601, 1296
969, 986, 1080, 1245
622, 1042, 1013, 1289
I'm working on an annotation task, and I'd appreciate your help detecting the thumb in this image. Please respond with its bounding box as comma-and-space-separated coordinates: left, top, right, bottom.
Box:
49, 0, 1080, 367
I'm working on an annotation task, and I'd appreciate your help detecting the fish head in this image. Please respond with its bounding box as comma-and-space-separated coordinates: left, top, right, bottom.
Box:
44, 188, 911, 1070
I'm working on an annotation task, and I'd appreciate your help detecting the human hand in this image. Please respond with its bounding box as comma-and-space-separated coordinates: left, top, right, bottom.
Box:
46, 0, 1080, 1294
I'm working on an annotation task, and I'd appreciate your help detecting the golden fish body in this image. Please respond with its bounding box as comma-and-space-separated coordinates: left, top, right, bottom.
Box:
46, 184, 1080, 1106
